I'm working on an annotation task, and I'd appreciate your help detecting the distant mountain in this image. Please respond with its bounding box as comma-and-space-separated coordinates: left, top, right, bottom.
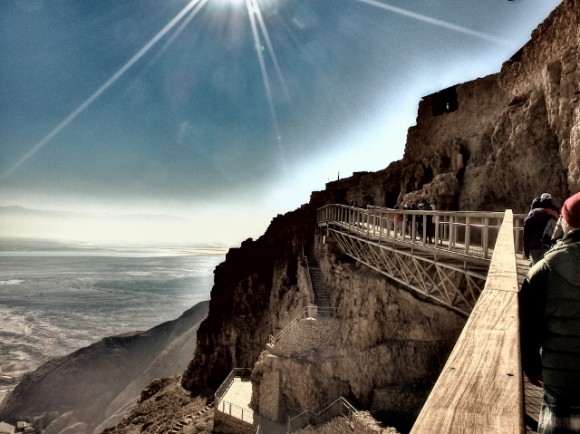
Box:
0, 205, 193, 223
0, 205, 228, 246
0, 301, 209, 434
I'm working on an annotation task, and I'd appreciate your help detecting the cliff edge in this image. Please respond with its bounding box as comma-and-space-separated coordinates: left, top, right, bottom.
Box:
0, 301, 209, 434
180, 0, 579, 429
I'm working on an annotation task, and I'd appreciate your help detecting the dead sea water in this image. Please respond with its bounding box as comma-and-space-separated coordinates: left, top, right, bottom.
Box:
0, 238, 225, 400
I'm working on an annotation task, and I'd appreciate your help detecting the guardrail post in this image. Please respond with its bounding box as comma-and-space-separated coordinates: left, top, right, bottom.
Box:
465, 216, 471, 255
483, 217, 490, 258
449, 215, 455, 250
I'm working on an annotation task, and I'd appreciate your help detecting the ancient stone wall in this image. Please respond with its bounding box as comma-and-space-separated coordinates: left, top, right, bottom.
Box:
315, 0, 578, 213
267, 318, 340, 360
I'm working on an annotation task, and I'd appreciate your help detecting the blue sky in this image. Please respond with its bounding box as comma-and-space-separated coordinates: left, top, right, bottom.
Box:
0, 0, 561, 245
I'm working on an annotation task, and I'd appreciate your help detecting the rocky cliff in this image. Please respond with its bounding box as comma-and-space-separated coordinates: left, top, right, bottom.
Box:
0, 301, 209, 434
2, 1, 577, 433
317, 0, 578, 212
179, 0, 579, 429
181, 206, 320, 392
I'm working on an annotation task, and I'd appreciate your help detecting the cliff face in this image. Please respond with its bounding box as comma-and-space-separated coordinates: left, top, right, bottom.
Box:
250, 242, 463, 431
0, 302, 209, 434
180, 0, 579, 423
181, 205, 321, 392
6, 2, 575, 433
318, 0, 578, 212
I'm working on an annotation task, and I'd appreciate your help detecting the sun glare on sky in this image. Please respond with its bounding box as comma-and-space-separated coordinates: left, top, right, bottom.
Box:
0, 0, 562, 246
214, 0, 246, 6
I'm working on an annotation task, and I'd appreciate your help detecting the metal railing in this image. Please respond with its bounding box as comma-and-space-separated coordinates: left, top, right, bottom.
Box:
268, 305, 338, 347
287, 396, 358, 432
211, 368, 253, 406
218, 399, 260, 425
318, 204, 526, 259
211, 368, 261, 432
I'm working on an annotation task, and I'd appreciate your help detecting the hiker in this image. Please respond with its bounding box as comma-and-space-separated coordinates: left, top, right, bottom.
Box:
393, 205, 403, 237
531, 192, 560, 214
524, 199, 559, 265
418, 198, 434, 243
520, 191, 580, 433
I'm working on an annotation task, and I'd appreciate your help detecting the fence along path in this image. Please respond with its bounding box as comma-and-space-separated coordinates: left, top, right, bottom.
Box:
318, 205, 528, 433
317, 204, 526, 316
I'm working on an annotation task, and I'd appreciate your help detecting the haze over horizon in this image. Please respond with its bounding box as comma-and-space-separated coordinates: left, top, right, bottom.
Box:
0, 0, 561, 246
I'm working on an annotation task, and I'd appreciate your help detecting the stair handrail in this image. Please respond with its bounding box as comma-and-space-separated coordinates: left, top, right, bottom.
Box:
268, 305, 337, 347
209, 367, 253, 406
300, 244, 315, 304
217, 398, 261, 426
286, 396, 358, 432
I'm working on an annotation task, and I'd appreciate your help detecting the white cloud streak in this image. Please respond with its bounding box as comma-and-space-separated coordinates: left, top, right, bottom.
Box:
357, 0, 513, 46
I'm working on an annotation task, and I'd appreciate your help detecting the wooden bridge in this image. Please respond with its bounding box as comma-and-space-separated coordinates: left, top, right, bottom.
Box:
317, 204, 537, 434
317, 204, 527, 316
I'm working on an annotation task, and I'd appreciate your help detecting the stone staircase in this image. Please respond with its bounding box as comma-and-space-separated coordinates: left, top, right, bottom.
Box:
305, 246, 331, 313
167, 404, 212, 433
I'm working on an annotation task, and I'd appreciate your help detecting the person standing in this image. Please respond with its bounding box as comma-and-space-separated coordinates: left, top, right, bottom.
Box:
531, 193, 561, 214
520, 191, 580, 433
524, 202, 559, 265
393, 205, 402, 237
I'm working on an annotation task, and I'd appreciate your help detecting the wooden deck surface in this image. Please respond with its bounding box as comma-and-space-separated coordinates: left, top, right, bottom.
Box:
411, 211, 525, 434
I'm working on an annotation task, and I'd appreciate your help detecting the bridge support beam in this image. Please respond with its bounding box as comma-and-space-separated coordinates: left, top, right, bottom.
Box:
329, 229, 487, 316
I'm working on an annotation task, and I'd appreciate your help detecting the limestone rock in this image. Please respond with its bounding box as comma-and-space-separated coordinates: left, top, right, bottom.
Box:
178, 3, 579, 431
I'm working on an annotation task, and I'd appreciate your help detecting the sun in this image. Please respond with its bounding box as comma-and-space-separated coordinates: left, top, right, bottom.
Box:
212, 0, 246, 7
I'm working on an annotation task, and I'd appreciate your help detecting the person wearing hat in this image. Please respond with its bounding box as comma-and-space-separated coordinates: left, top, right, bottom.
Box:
531, 193, 561, 214
524, 198, 560, 265
520, 191, 580, 433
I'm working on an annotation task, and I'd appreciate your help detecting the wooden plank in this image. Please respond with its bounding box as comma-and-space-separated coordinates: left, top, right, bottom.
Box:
411, 210, 524, 434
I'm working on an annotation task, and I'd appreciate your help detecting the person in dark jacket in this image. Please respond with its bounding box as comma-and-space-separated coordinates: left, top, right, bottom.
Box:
524, 205, 559, 265
531, 193, 561, 214
520, 191, 580, 433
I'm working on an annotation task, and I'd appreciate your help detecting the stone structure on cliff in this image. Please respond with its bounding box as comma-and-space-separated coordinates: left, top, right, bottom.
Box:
180, 1, 578, 431
318, 0, 578, 213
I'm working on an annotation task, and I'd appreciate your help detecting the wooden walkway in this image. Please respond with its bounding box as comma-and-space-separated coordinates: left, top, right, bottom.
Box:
318, 205, 541, 434
318, 205, 527, 316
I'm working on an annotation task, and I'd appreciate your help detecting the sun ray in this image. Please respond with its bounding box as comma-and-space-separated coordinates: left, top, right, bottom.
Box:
142, 0, 209, 72
1, 0, 205, 181
357, 0, 513, 46
245, 0, 282, 141
251, 1, 291, 103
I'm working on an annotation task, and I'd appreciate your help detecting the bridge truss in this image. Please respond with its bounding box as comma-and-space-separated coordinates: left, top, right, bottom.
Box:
318, 205, 526, 316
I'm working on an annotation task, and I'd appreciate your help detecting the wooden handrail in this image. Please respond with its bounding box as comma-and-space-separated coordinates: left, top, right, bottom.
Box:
410, 210, 523, 434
